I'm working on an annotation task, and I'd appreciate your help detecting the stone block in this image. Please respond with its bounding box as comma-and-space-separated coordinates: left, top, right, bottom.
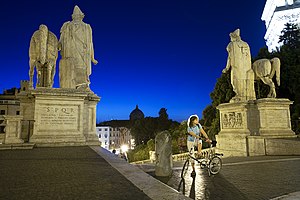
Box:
217, 98, 296, 157
17, 88, 100, 146
155, 131, 172, 177
247, 136, 266, 156
3, 115, 24, 144
265, 137, 300, 155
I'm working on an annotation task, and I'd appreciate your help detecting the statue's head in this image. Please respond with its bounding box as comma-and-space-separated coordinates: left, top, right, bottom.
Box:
39, 24, 48, 33
72, 5, 85, 21
229, 29, 241, 41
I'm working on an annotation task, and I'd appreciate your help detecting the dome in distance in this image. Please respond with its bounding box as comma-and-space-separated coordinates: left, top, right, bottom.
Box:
130, 105, 144, 121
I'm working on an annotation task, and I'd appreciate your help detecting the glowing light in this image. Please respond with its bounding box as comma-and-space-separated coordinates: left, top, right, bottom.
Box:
121, 144, 129, 153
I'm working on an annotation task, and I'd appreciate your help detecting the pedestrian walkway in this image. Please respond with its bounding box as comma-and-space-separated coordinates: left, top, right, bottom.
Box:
135, 155, 300, 200
0, 146, 189, 200
1, 146, 299, 200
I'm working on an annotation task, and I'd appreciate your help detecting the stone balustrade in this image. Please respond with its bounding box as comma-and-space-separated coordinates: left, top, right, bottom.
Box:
131, 147, 217, 164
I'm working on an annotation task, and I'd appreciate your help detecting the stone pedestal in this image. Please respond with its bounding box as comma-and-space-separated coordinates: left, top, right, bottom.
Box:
3, 115, 24, 144
256, 98, 294, 136
17, 88, 100, 146
216, 98, 295, 157
216, 101, 257, 157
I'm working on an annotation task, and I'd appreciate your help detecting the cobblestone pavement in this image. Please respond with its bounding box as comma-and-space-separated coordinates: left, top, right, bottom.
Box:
0, 146, 151, 200
137, 156, 300, 200
1, 146, 299, 200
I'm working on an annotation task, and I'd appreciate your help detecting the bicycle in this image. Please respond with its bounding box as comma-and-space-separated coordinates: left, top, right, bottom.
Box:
180, 138, 223, 177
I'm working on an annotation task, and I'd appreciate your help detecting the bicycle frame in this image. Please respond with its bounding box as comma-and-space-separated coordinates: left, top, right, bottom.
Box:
178, 137, 223, 194
183, 138, 223, 177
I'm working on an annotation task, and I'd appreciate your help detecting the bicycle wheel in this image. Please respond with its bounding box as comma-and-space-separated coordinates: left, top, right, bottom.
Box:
181, 159, 190, 178
209, 156, 222, 175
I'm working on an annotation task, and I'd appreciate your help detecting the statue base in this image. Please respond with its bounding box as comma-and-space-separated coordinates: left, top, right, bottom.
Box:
17, 88, 101, 146
3, 116, 24, 144
216, 98, 295, 157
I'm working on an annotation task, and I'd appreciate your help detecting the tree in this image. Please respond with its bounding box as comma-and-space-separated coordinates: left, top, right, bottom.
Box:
199, 72, 235, 141
279, 23, 300, 49
158, 108, 171, 131
158, 108, 168, 120
277, 23, 300, 134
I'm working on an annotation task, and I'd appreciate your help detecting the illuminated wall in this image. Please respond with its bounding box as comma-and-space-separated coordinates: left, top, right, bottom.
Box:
262, 0, 300, 51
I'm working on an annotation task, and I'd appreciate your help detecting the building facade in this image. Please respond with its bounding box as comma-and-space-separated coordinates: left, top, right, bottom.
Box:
96, 126, 134, 152
0, 81, 29, 139
262, 0, 300, 51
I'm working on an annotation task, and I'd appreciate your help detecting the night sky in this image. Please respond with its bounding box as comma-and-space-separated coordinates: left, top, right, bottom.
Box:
0, 0, 267, 122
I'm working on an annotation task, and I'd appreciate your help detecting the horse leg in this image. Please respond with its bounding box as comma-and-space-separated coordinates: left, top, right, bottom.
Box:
50, 61, 56, 88
44, 62, 51, 87
29, 60, 35, 89
260, 76, 276, 98
36, 62, 43, 88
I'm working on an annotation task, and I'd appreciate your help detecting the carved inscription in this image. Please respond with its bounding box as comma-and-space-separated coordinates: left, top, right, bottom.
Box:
38, 105, 79, 130
222, 112, 243, 129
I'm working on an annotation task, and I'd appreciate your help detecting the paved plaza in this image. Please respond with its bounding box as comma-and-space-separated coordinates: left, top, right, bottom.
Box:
137, 156, 300, 200
0, 146, 299, 200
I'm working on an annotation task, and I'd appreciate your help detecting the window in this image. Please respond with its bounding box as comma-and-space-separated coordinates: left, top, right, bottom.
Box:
16, 111, 20, 115
0, 110, 5, 115
104, 134, 108, 138
105, 128, 108, 131
98, 134, 101, 138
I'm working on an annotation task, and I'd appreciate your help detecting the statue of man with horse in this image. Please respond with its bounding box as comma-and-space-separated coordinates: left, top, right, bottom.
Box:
222, 29, 280, 100
29, 24, 58, 89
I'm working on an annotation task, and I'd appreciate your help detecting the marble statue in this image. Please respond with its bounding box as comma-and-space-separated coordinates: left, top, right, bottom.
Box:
252, 57, 280, 98
222, 29, 256, 102
29, 24, 58, 88
59, 5, 98, 90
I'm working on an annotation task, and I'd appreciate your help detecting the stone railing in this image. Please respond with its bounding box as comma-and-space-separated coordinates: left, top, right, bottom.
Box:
131, 147, 217, 164
172, 147, 216, 161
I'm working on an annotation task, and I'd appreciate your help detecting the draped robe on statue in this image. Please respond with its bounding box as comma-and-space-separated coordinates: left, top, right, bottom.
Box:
59, 21, 95, 89
225, 32, 256, 102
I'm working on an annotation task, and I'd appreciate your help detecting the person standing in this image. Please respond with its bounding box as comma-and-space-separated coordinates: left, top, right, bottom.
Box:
59, 5, 98, 90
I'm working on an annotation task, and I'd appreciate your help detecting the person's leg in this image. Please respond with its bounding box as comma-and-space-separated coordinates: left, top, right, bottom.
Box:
197, 140, 203, 157
187, 141, 195, 171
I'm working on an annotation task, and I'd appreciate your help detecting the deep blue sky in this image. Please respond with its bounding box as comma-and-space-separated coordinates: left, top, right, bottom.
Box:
0, 0, 267, 122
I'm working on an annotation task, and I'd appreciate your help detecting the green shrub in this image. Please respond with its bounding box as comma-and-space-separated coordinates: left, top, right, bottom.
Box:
127, 144, 149, 162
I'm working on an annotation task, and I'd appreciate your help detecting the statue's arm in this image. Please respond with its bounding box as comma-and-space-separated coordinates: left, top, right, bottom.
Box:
58, 22, 69, 51
222, 44, 232, 73
222, 57, 231, 73
89, 25, 98, 65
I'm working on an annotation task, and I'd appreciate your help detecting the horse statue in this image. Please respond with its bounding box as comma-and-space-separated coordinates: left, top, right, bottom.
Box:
252, 57, 280, 98
29, 24, 58, 88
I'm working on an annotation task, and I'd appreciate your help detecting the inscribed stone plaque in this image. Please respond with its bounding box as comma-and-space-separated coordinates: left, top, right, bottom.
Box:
37, 105, 80, 131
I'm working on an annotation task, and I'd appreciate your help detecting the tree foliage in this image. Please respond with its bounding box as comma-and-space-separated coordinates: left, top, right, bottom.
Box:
201, 72, 235, 138
130, 108, 179, 145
